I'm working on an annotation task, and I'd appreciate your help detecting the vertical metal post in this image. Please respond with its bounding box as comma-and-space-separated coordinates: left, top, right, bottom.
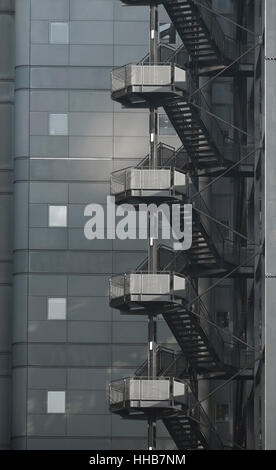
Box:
147, 3, 158, 451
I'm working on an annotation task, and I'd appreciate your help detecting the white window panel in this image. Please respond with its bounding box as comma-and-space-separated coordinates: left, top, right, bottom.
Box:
50, 22, 69, 44
47, 391, 66, 414
48, 298, 67, 320
49, 113, 68, 135
49, 205, 67, 227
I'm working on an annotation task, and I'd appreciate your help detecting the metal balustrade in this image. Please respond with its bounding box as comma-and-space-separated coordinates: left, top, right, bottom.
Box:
109, 376, 189, 414
110, 166, 187, 204
109, 375, 224, 449
109, 271, 187, 313
134, 346, 188, 378
111, 63, 187, 107
111, 58, 236, 169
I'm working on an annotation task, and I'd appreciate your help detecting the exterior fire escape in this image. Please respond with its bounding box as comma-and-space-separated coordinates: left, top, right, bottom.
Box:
108, 0, 254, 450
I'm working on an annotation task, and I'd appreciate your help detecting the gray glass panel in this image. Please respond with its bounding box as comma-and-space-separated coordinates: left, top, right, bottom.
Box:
31, 91, 69, 112
67, 369, 111, 391
28, 368, 67, 389
67, 415, 111, 437
68, 322, 111, 343
70, 46, 113, 67
31, 45, 69, 66
27, 415, 66, 436
69, 91, 112, 112
31, 0, 69, 20
70, 21, 113, 45
66, 391, 109, 414
28, 321, 67, 342
70, 0, 114, 21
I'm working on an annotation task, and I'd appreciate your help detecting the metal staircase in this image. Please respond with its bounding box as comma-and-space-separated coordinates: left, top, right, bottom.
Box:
123, 0, 237, 67
163, 94, 232, 171
111, 62, 233, 171
163, 0, 236, 66
163, 309, 223, 373
134, 346, 189, 378
134, 350, 223, 449
163, 412, 209, 449
163, 390, 225, 449
108, 0, 254, 451
123, 0, 236, 67
136, 250, 252, 374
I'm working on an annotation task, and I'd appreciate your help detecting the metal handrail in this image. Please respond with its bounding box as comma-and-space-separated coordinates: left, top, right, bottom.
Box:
110, 165, 186, 195
109, 375, 189, 408
109, 270, 186, 302
135, 346, 186, 377
109, 374, 223, 447
139, 43, 190, 67
137, 142, 176, 169
111, 61, 186, 94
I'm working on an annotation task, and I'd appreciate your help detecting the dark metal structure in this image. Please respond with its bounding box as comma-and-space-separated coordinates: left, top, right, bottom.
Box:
109, 0, 260, 450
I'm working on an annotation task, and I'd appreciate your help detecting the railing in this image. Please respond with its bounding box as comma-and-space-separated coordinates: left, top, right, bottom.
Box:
135, 346, 187, 378
109, 375, 224, 448
109, 271, 187, 302
139, 43, 190, 68
109, 376, 189, 408
111, 63, 187, 95
112, 52, 235, 166
137, 244, 188, 273
110, 166, 187, 196
136, 142, 179, 169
